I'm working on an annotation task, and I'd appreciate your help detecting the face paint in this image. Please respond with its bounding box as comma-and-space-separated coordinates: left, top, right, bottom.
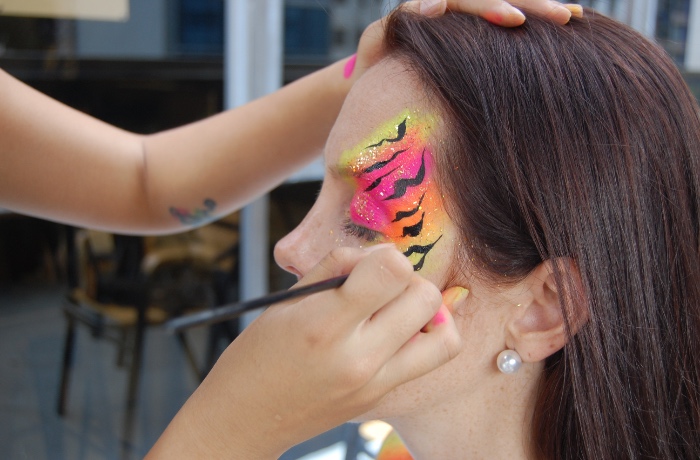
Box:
339, 109, 447, 271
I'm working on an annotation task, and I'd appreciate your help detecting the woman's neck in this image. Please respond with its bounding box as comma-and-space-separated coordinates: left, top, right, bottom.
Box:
385, 367, 541, 460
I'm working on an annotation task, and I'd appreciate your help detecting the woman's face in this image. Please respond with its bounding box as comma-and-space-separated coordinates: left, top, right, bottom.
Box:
275, 59, 513, 421
274, 62, 457, 287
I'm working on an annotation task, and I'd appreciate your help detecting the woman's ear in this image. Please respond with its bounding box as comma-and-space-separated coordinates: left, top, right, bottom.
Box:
506, 258, 587, 363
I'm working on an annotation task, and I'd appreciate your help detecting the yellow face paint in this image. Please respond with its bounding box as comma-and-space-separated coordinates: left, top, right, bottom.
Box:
339, 109, 448, 271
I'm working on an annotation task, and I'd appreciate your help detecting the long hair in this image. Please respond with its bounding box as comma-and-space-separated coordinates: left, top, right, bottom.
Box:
385, 8, 700, 459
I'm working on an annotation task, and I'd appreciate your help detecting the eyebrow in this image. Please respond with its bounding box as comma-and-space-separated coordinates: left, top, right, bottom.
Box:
335, 144, 409, 180
365, 118, 407, 149
330, 162, 351, 180
335, 117, 410, 178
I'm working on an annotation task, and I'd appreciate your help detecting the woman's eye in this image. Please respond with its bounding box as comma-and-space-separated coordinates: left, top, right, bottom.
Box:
342, 218, 382, 243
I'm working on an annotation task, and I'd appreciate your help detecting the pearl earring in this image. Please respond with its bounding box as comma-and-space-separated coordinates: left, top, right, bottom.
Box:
497, 349, 522, 374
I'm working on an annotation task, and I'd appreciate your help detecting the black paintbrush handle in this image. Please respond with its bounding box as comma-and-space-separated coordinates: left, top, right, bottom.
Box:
165, 274, 349, 332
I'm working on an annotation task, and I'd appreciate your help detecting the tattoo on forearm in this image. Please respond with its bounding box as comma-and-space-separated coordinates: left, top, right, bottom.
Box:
169, 198, 217, 226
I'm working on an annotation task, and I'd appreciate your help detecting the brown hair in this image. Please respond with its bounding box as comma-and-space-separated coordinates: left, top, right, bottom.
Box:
385, 8, 700, 459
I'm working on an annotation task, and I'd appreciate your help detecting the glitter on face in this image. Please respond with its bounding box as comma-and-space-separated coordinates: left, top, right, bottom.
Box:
339, 109, 448, 271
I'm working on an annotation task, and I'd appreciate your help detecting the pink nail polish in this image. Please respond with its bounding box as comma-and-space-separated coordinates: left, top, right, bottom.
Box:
482, 11, 503, 24
431, 309, 447, 326
343, 54, 357, 79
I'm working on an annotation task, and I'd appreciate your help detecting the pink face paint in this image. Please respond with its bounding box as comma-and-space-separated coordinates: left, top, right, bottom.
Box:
339, 110, 448, 271
343, 54, 357, 79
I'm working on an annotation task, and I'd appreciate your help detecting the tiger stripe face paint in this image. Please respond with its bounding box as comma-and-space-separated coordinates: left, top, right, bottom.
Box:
338, 109, 448, 272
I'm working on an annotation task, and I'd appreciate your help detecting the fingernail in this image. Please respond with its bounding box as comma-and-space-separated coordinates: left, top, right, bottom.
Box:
484, 4, 526, 27
422, 303, 450, 332
431, 307, 448, 326
343, 54, 357, 79
564, 4, 583, 18
548, 3, 572, 24
441, 286, 469, 312
419, 0, 443, 17
506, 5, 526, 24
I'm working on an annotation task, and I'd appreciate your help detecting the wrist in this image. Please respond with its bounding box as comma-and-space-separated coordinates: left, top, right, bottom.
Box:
321, 56, 358, 103
186, 373, 285, 459
147, 377, 282, 459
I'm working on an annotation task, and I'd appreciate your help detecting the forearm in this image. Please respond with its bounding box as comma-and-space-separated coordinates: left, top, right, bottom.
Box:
146, 390, 275, 460
142, 58, 353, 232
145, 360, 286, 460
0, 68, 150, 232
146, 246, 463, 459
0, 58, 353, 234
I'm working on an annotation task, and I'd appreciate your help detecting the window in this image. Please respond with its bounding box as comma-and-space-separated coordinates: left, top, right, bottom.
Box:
175, 0, 224, 55
285, 2, 331, 58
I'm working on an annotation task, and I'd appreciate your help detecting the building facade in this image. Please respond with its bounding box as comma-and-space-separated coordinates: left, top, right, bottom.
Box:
3, 0, 699, 71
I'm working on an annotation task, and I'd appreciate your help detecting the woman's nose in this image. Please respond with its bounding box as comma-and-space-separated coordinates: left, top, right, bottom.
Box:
273, 237, 303, 278
273, 215, 322, 279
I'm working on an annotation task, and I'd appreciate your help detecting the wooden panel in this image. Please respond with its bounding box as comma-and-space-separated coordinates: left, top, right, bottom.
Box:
0, 0, 128, 21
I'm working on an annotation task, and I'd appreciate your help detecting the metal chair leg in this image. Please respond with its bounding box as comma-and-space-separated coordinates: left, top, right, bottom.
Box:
125, 312, 145, 409
56, 317, 76, 416
176, 332, 203, 381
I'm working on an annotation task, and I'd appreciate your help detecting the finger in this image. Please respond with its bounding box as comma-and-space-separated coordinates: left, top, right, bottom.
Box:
291, 246, 368, 288
358, 0, 420, 64
422, 286, 469, 331
564, 3, 583, 18
400, 1, 422, 14
416, 0, 447, 17
355, 18, 387, 73
441, 0, 573, 26
509, 0, 572, 24
378, 304, 462, 389
364, 275, 443, 348
338, 245, 415, 321
442, 0, 526, 26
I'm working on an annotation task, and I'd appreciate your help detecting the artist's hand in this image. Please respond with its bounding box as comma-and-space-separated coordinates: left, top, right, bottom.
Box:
147, 245, 461, 459
351, 0, 583, 82
418, 0, 584, 26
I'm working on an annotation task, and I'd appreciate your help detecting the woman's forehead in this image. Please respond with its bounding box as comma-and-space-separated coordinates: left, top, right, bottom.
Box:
325, 59, 431, 165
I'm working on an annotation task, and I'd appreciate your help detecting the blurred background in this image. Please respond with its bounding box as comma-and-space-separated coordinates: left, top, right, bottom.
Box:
0, 0, 698, 459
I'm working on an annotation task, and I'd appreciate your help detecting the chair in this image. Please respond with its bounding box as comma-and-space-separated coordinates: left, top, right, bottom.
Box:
141, 215, 241, 374
55, 228, 213, 417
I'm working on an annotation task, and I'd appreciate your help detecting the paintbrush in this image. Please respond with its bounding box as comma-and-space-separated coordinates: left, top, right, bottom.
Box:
165, 274, 349, 333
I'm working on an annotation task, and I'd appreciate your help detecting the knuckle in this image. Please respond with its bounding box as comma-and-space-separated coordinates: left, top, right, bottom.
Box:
297, 312, 338, 349
303, 327, 330, 350
338, 355, 376, 389
360, 19, 383, 42
319, 247, 357, 276
409, 277, 443, 312
326, 247, 353, 266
